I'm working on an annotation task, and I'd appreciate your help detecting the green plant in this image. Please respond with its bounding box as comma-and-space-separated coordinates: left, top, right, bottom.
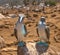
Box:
32, 0, 36, 5
45, 0, 56, 6
23, 0, 29, 6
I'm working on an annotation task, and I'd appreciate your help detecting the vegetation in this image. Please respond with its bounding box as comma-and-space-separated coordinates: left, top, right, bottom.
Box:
32, 0, 36, 5
45, 0, 57, 6
23, 0, 29, 6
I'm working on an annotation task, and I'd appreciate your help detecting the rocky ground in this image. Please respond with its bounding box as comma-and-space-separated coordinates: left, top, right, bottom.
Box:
0, 4, 60, 55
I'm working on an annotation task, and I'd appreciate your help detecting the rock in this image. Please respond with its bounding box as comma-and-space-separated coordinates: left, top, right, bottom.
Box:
33, 14, 38, 17
4, 25, 9, 29
0, 13, 5, 19
51, 14, 56, 17
32, 9, 40, 12
54, 35, 60, 43
18, 42, 49, 55
1, 47, 17, 52
0, 25, 5, 28
8, 14, 17, 18
0, 36, 5, 49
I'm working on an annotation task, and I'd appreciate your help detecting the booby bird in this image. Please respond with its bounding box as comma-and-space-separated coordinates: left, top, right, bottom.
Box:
14, 14, 27, 42
38, 17, 50, 43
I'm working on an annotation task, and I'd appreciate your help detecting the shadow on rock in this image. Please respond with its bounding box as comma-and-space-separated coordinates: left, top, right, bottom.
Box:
35, 42, 49, 55
17, 45, 28, 55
